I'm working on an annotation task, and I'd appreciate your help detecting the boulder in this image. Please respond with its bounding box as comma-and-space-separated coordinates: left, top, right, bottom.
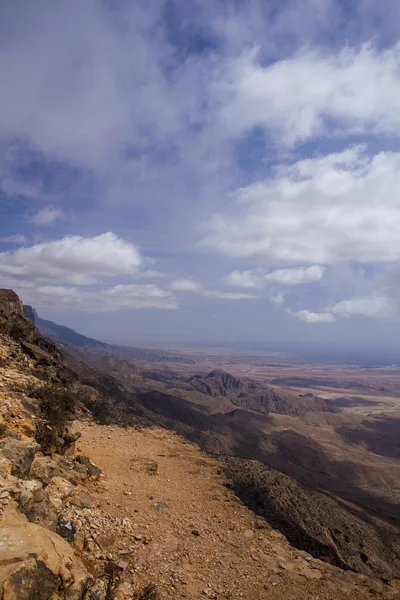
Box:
28, 453, 62, 485
29, 454, 82, 486
0, 512, 87, 599
18, 479, 43, 506
20, 493, 59, 531
74, 455, 101, 479
18, 477, 75, 530
46, 476, 74, 502
68, 485, 93, 509
1, 438, 38, 477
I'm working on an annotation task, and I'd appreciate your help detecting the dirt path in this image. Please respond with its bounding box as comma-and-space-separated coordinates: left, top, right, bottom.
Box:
77, 423, 393, 599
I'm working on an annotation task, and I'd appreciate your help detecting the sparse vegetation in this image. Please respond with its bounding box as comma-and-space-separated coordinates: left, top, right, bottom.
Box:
134, 583, 160, 599
80, 562, 120, 600
31, 383, 78, 453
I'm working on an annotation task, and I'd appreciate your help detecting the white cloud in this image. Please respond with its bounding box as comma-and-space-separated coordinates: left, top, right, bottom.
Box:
203, 290, 257, 300
225, 266, 325, 288
331, 296, 394, 319
0, 232, 142, 285
290, 309, 336, 323
264, 265, 325, 285
0, 234, 28, 244
0, 2, 186, 173
169, 279, 202, 292
31, 206, 64, 226
224, 269, 263, 288
270, 293, 286, 306
3, 3, 400, 333
8, 282, 177, 312
169, 279, 256, 300
202, 147, 400, 264
213, 43, 400, 146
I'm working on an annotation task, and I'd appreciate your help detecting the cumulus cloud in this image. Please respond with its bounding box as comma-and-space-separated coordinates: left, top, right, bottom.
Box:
290, 309, 336, 323
4, 282, 178, 312
202, 147, 400, 264
213, 43, 400, 146
264, 265, 325, 285
224, 270, 263, 288
170, 279, 202, 292
169, 279, 256, 300
3, 1, 400, 336
0, 232, 142, 285
331, 296, 394, 319
225, 266, 325, 288
31, 206, 64, 226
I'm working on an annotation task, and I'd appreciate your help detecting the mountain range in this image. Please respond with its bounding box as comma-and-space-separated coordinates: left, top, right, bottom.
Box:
16, 299, 400, 583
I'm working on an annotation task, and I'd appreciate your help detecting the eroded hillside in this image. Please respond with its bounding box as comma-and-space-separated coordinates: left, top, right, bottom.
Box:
0, 289, 399, 599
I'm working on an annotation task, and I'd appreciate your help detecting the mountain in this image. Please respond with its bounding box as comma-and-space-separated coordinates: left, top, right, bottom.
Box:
24, 306, 195, 364
8, 296, 400, 587
183, 368, 333, 415
60, 346, 334, 418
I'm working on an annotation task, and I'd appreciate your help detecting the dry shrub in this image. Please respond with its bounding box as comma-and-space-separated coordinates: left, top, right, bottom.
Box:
31, 384, 78, 453
80, 562, 120, 600
135, 584, 160, 599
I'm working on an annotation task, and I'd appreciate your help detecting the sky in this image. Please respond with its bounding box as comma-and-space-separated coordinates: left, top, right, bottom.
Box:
2, 0, 400, 355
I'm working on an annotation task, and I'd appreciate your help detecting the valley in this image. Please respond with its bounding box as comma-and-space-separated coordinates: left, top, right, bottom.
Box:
33, 310, 400, 583
1, 295, 399, 598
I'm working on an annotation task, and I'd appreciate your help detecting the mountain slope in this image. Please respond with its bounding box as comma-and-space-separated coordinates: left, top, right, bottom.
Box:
17, 299, 400, 583
77, 422, 398, 600
63, 346, 334, 418
27, 307, 194, 364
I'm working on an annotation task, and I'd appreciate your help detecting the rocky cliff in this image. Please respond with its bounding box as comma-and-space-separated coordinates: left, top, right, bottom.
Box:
0, 291, 149, 599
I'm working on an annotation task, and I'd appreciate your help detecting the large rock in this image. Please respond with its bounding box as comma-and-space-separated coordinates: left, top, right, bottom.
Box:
29, 454, 82, 486
74, 455, 101, 479
46, 476, 74, 503
1, 438, 38, 477
0, 289, 22, 318
68, 485, 93, 509
19, 487, 59, 531
0, 512, 87, 599
28, 453, 62, 485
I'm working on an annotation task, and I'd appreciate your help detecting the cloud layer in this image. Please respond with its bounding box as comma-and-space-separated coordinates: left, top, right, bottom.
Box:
2, 1, 400, 341
213, 43, 400, 146
203, 147, 400, 265
0, 232, 143, 285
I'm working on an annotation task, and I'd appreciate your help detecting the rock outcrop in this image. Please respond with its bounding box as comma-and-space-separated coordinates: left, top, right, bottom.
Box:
186, 369, 333, 415
0, 291, 91, 598
0, 510, 87, 599
0, 289, 23, 317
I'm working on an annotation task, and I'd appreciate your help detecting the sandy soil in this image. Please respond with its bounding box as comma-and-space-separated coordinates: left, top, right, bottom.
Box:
77, 423, 394, 600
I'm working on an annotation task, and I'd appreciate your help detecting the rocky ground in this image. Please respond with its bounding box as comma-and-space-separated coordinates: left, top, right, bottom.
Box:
74, 422, 399, 600
0, 290, 399, 599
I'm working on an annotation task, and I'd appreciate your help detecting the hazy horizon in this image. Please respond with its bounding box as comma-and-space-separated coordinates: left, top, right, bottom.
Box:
32, 303, 400, 367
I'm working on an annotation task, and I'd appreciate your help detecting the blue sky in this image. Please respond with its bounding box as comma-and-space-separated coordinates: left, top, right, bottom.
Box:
2, 0, 400, 352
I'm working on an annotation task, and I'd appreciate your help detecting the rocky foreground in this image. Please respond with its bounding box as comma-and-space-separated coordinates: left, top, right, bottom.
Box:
0, 289, 399, 599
